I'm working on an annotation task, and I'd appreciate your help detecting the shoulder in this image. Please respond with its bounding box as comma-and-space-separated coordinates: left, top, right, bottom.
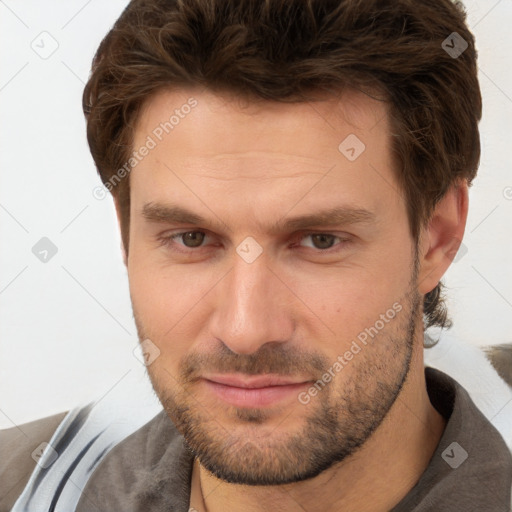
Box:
484, 343, 512, 388
76, 410, 193, 512
0, 411, 67, 511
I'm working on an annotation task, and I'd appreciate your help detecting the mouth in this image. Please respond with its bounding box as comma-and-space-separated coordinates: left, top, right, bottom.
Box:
201, 373, 313, 408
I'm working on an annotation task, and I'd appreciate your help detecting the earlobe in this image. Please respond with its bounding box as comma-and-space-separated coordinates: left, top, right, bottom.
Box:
120, 238, 128, 268
417, 180, 469, 295
113, 196, 128, 268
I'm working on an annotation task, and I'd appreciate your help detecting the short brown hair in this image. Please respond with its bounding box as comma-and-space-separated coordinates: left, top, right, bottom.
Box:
83, 0, 482, 330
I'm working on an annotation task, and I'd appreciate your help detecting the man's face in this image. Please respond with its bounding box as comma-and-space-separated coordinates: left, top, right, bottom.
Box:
127, 88, 420, 485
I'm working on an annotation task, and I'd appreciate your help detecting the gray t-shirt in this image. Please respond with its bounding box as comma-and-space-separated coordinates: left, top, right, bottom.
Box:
75, 367, 512, 512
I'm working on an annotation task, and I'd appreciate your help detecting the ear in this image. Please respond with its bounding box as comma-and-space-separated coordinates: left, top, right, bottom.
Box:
417, 180, 469, 295
113, 195, 128, 268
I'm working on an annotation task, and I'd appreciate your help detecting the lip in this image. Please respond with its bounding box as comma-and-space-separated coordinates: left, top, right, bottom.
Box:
201, 374, 312, 408
204, 374, 308, 388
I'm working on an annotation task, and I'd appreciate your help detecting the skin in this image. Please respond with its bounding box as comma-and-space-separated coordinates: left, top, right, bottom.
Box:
117, 87, 468, 512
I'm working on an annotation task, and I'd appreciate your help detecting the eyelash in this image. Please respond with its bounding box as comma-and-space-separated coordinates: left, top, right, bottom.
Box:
158, 230, 351, 254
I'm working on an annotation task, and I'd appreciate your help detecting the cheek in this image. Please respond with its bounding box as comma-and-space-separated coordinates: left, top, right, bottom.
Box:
129, 270, 193, 377
128, 255, 217, 346
288, 257, 412, 345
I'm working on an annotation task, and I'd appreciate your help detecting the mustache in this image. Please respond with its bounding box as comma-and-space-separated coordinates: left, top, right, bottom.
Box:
179, 342, 330, 383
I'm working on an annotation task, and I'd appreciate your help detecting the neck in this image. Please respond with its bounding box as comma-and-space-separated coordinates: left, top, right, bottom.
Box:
196, 338, 446, 512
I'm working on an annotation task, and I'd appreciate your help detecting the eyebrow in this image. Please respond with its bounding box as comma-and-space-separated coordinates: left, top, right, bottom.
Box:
141, 202, 375, 234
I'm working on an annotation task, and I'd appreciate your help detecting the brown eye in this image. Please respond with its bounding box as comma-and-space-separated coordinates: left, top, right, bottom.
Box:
309, 234, 336, 250
181, 231, 206, 247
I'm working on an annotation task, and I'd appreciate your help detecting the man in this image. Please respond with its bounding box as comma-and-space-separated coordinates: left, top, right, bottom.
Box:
2, 0, 512, 511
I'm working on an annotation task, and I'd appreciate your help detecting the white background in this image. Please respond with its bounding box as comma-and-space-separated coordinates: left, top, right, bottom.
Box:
1, 0, 511, 429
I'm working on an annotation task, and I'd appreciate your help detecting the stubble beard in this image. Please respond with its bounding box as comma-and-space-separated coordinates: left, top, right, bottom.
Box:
136, 288, 419, 486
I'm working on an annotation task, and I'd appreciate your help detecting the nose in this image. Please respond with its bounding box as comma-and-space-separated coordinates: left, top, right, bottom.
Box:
209, 250, 295, 355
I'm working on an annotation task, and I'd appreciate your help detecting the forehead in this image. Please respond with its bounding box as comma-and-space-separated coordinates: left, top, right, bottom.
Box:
129, 87, 400, 229
134, 86, 389, 159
